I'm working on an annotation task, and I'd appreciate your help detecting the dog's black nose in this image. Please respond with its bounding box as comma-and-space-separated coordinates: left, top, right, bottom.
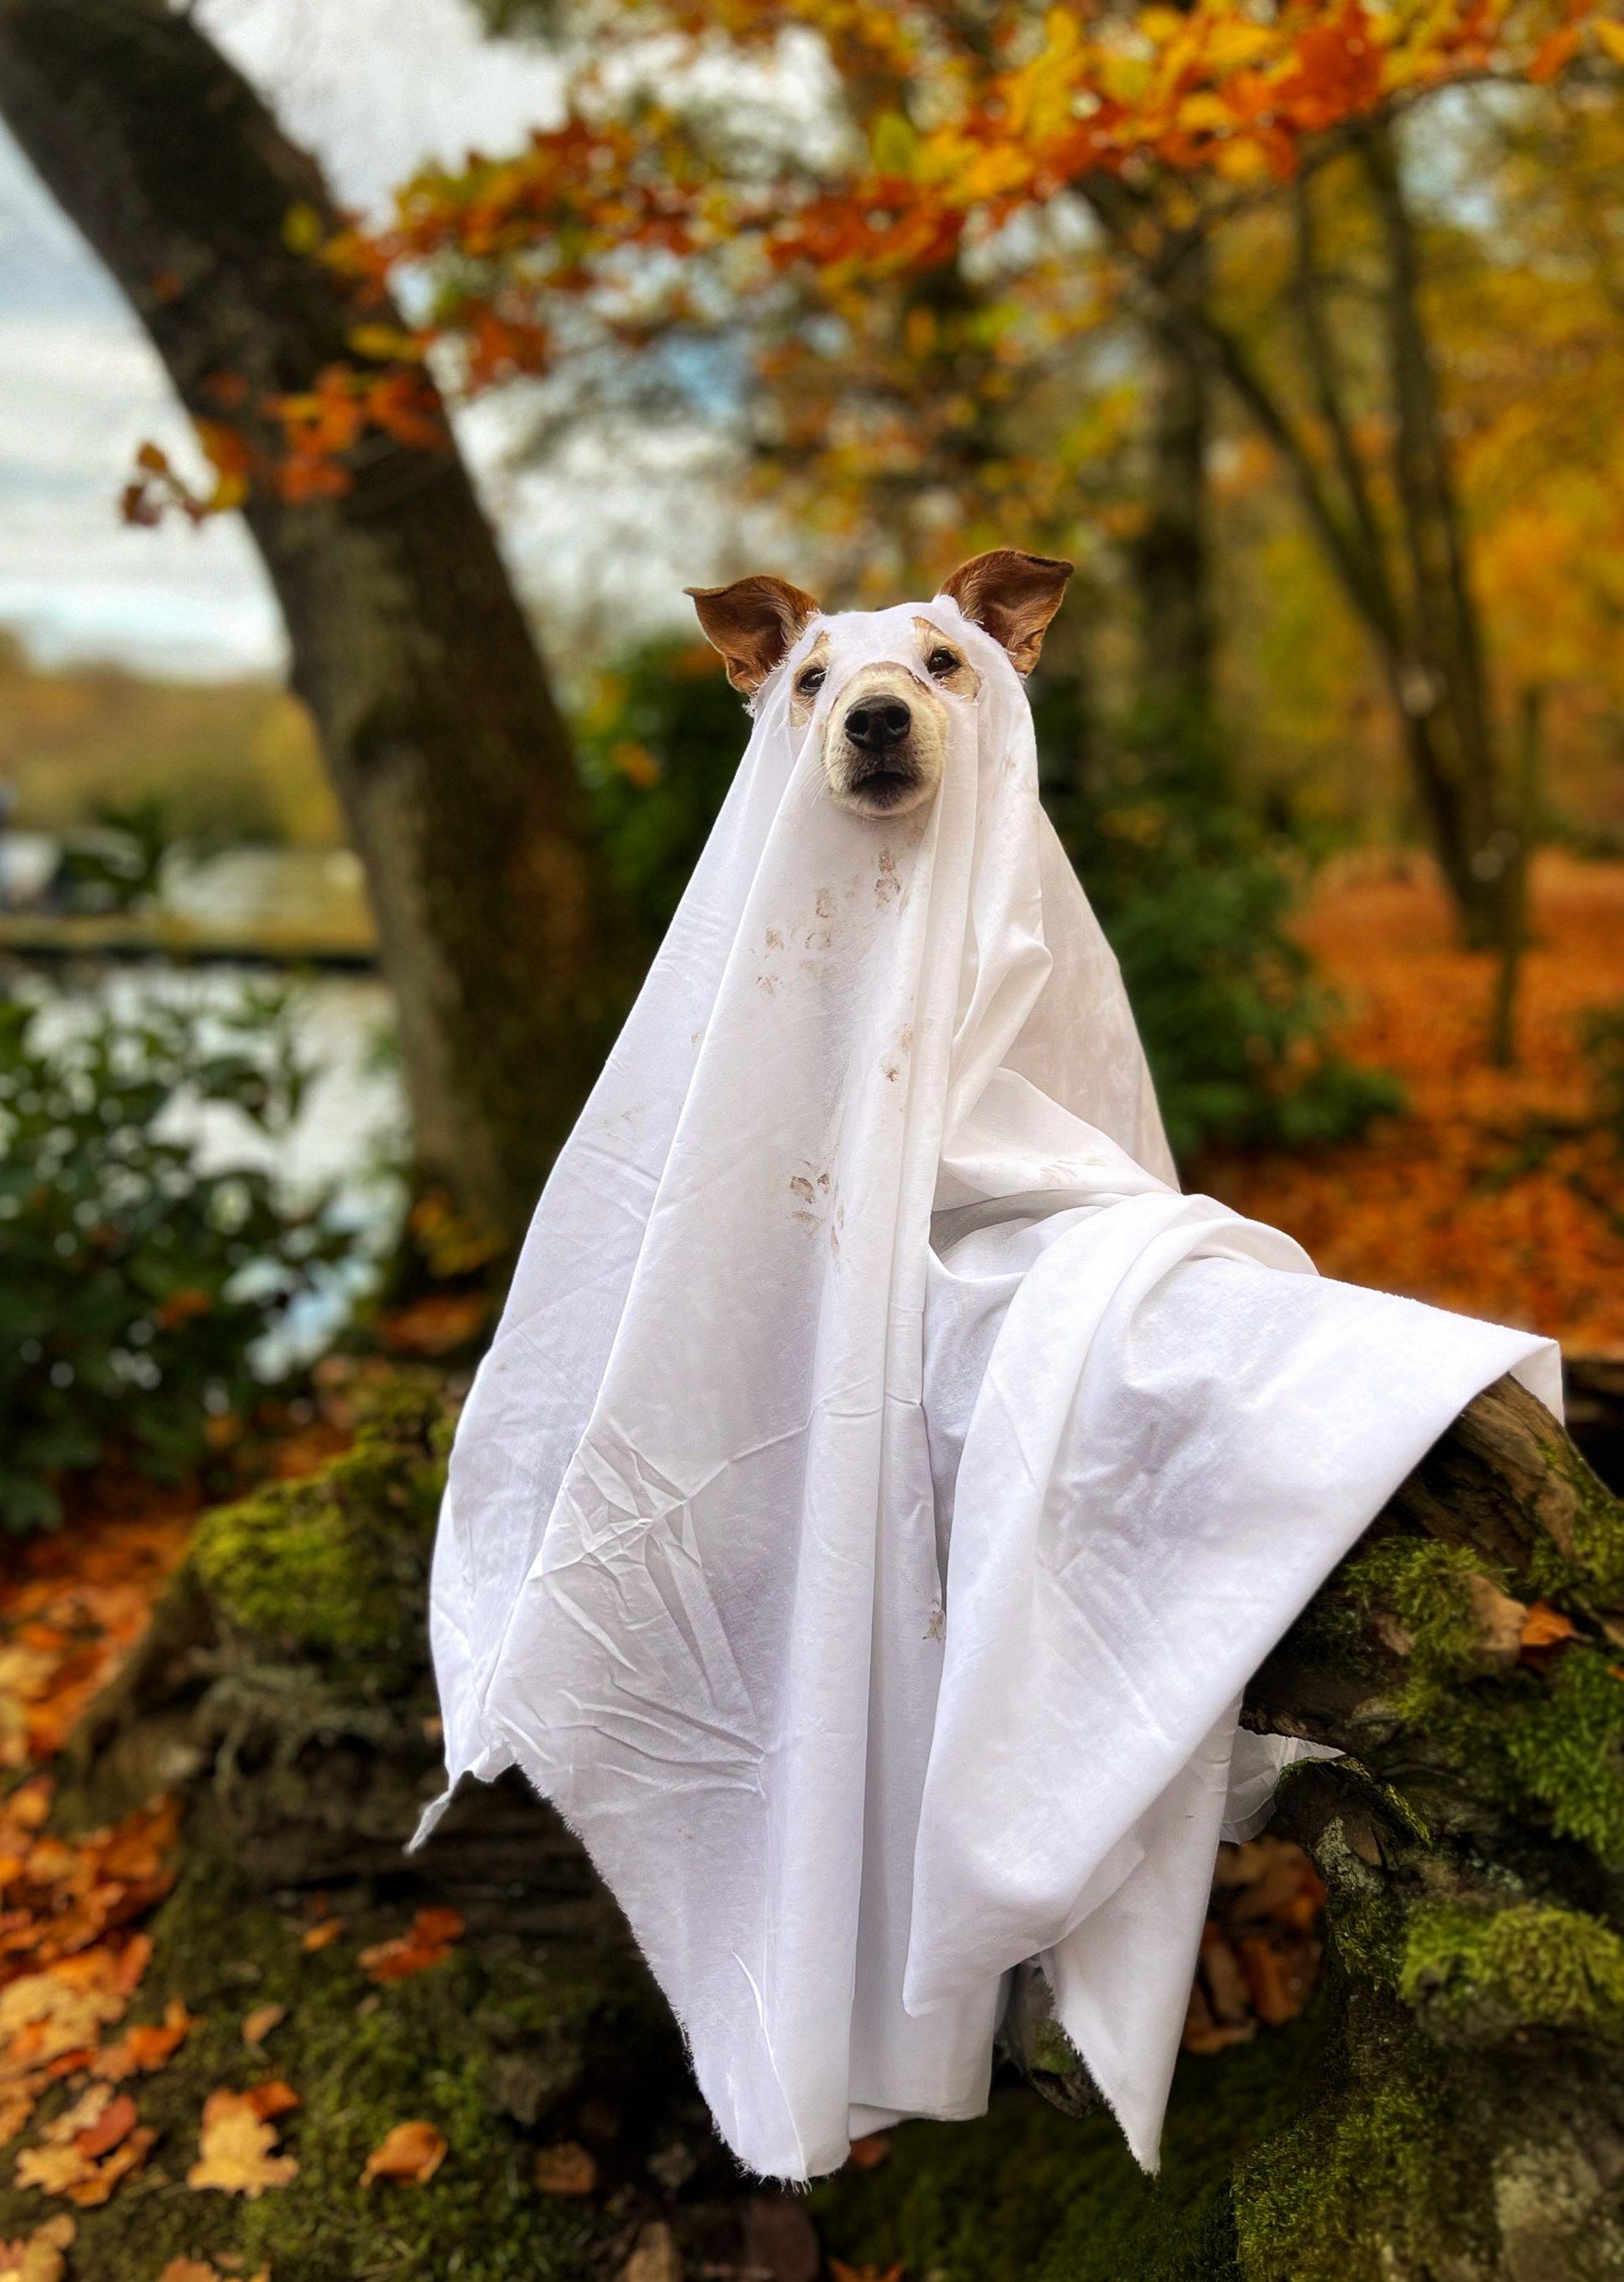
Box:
845, 696, 912, 750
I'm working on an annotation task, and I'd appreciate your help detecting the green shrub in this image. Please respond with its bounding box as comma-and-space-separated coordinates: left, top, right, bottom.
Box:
0, 986, 354, 1533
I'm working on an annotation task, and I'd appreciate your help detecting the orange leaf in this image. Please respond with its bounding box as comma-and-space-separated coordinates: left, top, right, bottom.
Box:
847, 2131, 892, 2170
359, 2119, 447, 2188
1519, 1602, 1579, 1664
300, 1919, 344, 1953
93, 1997, 194, 2082
359, 1907, 464, 1983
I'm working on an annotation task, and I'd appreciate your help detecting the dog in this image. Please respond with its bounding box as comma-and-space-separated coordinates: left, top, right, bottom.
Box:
687, 549, 1073, 820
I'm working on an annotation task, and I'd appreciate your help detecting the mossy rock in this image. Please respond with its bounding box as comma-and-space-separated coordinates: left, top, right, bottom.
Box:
189, 1377, 448, 1693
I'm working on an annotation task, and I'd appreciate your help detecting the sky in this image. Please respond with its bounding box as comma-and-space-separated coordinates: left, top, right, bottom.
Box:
0, 0, 735, 681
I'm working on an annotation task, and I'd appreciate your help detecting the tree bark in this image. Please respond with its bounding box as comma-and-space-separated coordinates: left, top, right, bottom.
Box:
0, 0, 638, 1243
1132, 285, 1221, 768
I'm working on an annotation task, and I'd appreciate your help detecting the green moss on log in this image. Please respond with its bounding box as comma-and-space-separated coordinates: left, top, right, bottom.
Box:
1402, 1900, 1624, 2042
189, 1380, 447, 1691
1532, 1432, 1624, 1605
1345, 1538, 1624, 1866
1232, 2029, 1495, 2282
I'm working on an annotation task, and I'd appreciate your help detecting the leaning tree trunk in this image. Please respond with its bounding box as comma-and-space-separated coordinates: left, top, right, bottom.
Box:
13, 1371, 1624, 2279
0, 0, 639, 1244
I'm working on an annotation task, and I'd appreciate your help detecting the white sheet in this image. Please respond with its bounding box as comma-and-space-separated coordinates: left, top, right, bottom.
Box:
415, 595, 1559, 2180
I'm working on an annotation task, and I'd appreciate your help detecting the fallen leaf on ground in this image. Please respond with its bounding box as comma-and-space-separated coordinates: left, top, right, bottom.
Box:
846, 2132, 891, 2171
828, 2263, 904, 2282
299, 1920, 343, 1954
360, 2120, 447, 2187
92, 1995, 194, 2081
0, 2213, 73, 2282
187, 2084, 299, 2197
241, 2004, 286, 2049
358, 1908, 464, 1983
532, 2140, 596, 2196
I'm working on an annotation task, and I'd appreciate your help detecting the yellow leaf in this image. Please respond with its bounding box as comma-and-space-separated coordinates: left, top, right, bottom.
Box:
0, 2214, 73, 2282
346, 323, 424, 364
1596, 19, 1624, 64
187, 2087, 299, 2199
282, 201, 325, 255
870, 111, 919, 179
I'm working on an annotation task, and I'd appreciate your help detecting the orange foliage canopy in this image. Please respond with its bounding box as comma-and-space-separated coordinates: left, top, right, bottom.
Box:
125, 0, 1620, 513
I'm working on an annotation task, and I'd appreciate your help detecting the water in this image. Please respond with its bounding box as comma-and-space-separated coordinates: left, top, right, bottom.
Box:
8, 955, 406, 1368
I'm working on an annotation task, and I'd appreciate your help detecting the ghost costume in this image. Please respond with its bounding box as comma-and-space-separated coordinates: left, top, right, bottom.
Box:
415, 595, 1559, 2181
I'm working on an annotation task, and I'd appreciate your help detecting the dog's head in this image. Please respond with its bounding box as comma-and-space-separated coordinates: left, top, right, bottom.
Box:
687, 550, 1073, 820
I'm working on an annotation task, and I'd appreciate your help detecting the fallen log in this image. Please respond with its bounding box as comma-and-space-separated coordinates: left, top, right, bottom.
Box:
8, 1373, 1623, 2278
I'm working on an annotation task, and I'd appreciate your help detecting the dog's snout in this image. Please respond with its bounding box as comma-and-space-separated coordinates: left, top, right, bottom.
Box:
845, 696, 912, 751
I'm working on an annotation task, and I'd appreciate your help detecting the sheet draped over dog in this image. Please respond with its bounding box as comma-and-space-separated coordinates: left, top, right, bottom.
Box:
415, 595, 1559, 2180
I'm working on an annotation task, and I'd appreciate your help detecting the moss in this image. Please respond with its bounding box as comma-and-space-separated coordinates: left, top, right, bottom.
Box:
1503, 1648, 1624, 1864
813, 2012, 1329, 2282
1344, 1539, 1504, 1698
1536, 1434, 1624, 1605
1232, 2036, 1494, 2282
1346, 1538, 1624, 1868
0, 1859, 633, 2281
1401, 1899, 1624, 2043
190, 1380, 447, 1690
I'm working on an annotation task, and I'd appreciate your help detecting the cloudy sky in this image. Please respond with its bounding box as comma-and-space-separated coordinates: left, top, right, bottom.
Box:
0, 0, 736, 680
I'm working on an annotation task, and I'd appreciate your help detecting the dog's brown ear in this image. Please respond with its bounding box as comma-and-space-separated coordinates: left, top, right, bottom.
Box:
685, 574, 821, 694
937, 549, 1074, 675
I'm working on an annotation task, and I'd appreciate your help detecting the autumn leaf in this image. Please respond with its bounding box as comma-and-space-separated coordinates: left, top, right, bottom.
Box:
93, 1996, 195, 2082
358, 1907, 464, 1983
360, 2120, 447, 2187
300, 1919, 344, 1954
14, 2082, 154, 2208
1519, 1601, 1580, 1666
846, 2131, 892, 2170
187, 2084, 299, 2197
241, 2003, 286, 2049
532, 2140, 597, 2196
828, 2263, 904, 2282
0, 2213, 73, 2282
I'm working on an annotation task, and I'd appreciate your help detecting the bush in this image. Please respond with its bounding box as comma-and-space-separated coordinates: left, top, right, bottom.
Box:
578, 639, 1401, 1166
0, 986, 354, 1533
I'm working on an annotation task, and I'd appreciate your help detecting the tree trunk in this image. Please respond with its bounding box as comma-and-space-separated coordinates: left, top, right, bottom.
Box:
0, 0, 638, 1244
1359, 119, 1512, 953
1098, 147, 1510, 950
1132, 261, 1221, 771
11, 1370, 1624, 2277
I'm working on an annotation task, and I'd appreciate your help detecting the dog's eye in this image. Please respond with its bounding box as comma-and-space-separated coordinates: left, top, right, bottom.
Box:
796, 665, 826, 696
926, 647, 961, 678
